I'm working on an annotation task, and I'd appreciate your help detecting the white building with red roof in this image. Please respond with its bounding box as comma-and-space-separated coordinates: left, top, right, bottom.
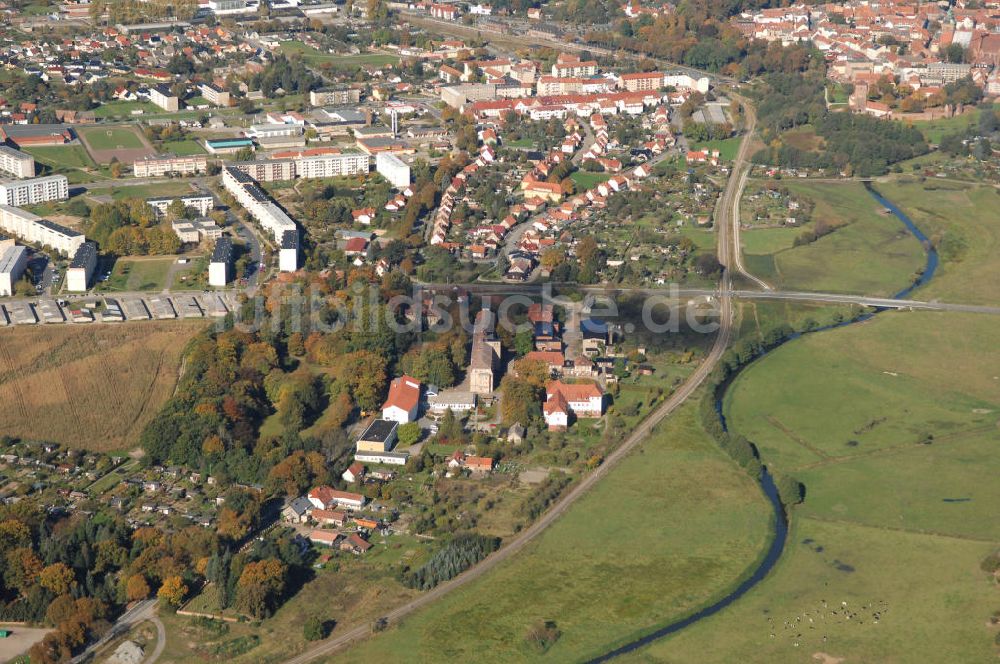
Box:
308, 485, 367, 510
542, 380, 605, 429
382, 375, 422, 423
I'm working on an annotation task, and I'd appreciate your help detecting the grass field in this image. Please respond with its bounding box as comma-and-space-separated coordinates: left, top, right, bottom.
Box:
92, 100, 160, 119
570, 170, 612, 190
160, 139, 207, 156
625, 310, 1000, 662
278, 41, 399, 69
79, 126, 146, 150
906, 109, 980, 144
108, 181, 196, 201
336, 401, 772, 663
0, 322, 204, 451
873, 179, 1000, 305
740, 180, 925, 295
692, 136, 743, 161
98, 256, 177, 291
24, 144, 95, 170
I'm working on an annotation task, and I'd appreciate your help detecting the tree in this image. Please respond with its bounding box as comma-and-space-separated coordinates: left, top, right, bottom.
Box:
234, 559, 286, 619
398, 422, 421, 447
126, 574, 151, 602
39, 563, 76, 596
158, 575, 188, 608
694, 253, 723, 277
303, 615, 327, 641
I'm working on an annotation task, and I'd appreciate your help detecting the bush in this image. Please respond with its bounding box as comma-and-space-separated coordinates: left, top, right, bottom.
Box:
524, 620, 561, 653
401, 533, 501, 590
303, 615, 328, 641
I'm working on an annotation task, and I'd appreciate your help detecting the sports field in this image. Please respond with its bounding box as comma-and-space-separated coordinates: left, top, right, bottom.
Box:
278, 41, 399, 69
337, 402, 772, 663
740, 180, 926, 296
0, 322, 204, 451
78, 125, 155, 164
642, 310, 1000, 663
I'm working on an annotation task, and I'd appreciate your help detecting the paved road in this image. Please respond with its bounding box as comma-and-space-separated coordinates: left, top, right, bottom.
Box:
720, 100, 772, 291
282, 89, 754, 664
71, 599, 158, 664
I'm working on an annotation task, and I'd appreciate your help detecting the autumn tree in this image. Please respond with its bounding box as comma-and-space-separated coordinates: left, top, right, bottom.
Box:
126, 574, 151, 602
158, 575, 188, 608
234, 559, 287, 619
39, 562, 76, 596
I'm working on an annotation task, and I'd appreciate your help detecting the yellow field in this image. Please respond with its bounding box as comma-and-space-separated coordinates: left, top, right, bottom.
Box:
0, 322, 206, 451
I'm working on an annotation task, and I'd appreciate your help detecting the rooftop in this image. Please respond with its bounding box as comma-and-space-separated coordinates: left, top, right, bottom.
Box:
358, 418, 398, 443
69, 241, 97, 269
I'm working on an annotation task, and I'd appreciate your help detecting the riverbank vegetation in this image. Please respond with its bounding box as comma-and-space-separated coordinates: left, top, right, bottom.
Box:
739, 180, 926, 295
629, 310, 1000, 661
334, 401, 772, 663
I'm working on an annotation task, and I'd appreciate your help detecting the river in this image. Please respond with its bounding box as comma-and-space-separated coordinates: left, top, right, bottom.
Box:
586, 184, 938, 662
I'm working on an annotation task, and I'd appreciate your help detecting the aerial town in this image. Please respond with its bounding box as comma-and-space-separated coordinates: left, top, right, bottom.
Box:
0, 0, 998, 662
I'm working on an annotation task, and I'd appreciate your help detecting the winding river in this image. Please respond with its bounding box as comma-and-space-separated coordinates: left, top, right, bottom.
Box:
587, 184, 938, 662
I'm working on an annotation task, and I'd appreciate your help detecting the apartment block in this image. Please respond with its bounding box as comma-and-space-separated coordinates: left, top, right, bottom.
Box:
0, 175, 69, 206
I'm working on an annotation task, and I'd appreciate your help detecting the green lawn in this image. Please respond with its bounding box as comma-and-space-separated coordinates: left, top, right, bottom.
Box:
337, 401, 772, 663
570, 170, 612, 190
108, 182, 196, 201
630, 310, 1000, 662
160, 139, 207, 156
278, 41, 399, 69
98, 257, 176, 292
627, 518, 998, 663
740, 180, 925, 296
93, 100, 160, 119
692, 136, 743, 161
79, 126, 146, 150
906, 109, 980, 144
24, 144, 95, 170
873, 179, 1000, 306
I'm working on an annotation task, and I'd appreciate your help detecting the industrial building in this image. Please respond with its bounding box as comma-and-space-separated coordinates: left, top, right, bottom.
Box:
0, 175, 69, 206
376, 152, 411, 188
150, 85, 179, 112
146, 194, 215, 217
133, 154, 208, 178
0, 145, 35, 178
0, 245, 27, 296
208, 237, 233, 287
205, 138, 254, 154
222, 167, 299, 272
66, 241, 97, 292
0, 205, 85, 256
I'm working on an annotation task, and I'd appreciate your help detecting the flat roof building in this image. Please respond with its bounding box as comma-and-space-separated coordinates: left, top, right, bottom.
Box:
279, 229, 298, 273
0, 244, 27, 296
133, 154, 207, 178
0, 145, 35, 178
208, 236, 233, 287
356, 419, 399, 453
147, 194, 214, 217
0, 175, 69, 206
376, 152, 411, 189
151, 85, 179, 112
0, 204, 84, 256
66, 241, 97, 292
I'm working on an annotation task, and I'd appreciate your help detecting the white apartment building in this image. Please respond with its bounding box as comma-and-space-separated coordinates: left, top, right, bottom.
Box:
297, 153, 371, 179
208, 236, 233, 286
133, 154, 208, 178
147, 194, 215, 217
0, 145, 35, 178
0, 244, 27, 296
0, 205, 84, 256
66, 241, 97, 292
0, 175, 69, 206
375, 152, 410, 189
172, 219, 224, 243
200, 83, 231, 107
150, 85, 179, 112
222, 167, 298, 271
247, 124, 303, 139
